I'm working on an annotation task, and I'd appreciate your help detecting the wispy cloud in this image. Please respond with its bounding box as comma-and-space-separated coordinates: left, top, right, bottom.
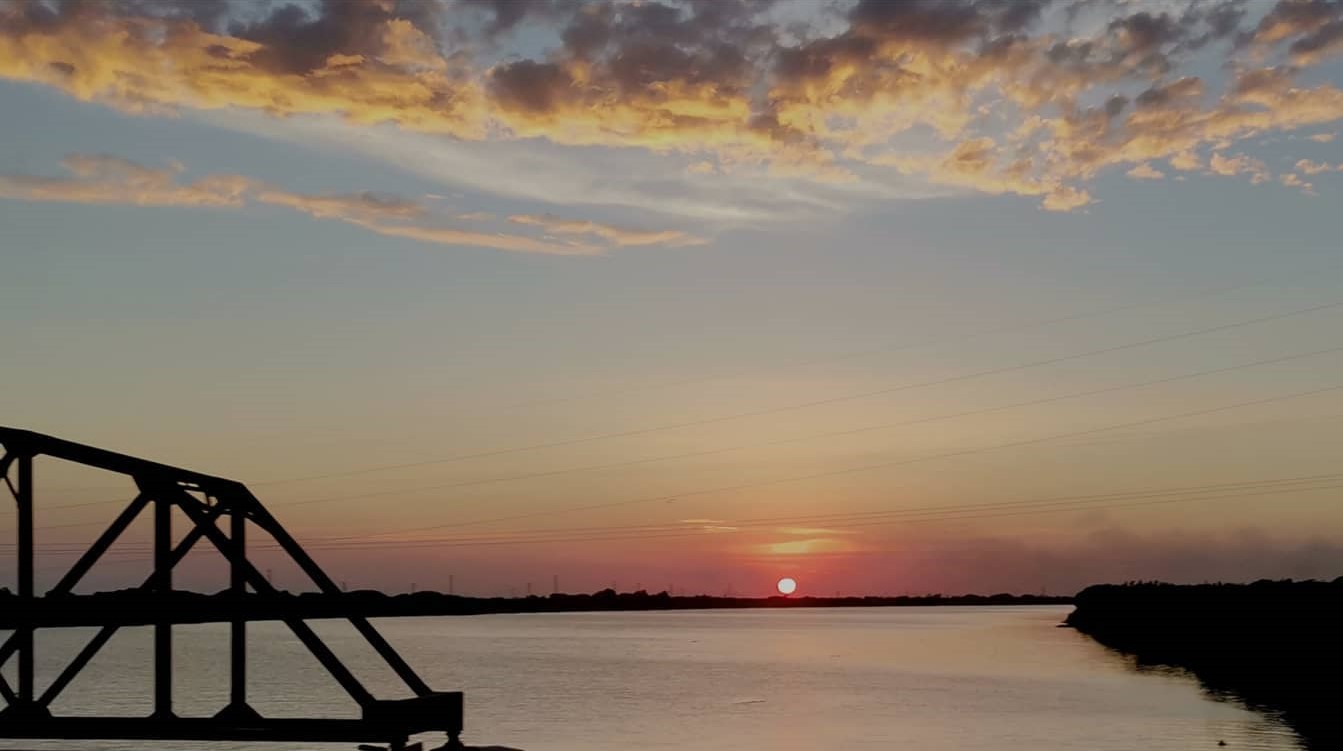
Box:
0, 154, 694, 255
509, 214, 706, 247
0, 154, 247, 207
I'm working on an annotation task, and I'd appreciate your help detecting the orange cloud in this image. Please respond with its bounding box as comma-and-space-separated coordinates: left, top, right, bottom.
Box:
1126, 163, 1166, 180
1294, 158, 1341, 174
0, 154, 247, 207
3, 0, 1343, 212
0, 154, 691, 255
508, 214, 707, 247
754, 538, 855, 556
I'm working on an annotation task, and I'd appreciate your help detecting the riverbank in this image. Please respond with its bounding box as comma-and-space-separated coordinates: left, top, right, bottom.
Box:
0, 588, 1070, 628
1065, 579, 1343, 749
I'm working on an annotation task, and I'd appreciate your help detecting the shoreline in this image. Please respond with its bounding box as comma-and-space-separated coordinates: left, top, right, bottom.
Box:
0, 588, 1071, 628
1066, 579, 1343, 750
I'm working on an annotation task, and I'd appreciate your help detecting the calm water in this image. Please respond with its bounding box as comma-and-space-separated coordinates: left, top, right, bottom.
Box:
7, 606, 1304, 750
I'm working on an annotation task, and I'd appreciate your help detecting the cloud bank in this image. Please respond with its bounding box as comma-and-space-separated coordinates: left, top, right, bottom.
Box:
2, 0, 1343, 211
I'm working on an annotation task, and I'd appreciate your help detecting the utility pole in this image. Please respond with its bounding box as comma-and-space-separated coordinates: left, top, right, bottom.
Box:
525, 582, 532, 596
448, 574, 455, 595
552, 574, 559, 595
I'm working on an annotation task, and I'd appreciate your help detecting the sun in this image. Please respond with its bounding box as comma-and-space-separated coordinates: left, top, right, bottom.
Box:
776, 577, 798, 595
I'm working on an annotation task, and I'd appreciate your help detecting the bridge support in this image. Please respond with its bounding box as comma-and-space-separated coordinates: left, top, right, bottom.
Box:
0, 427, 463, 748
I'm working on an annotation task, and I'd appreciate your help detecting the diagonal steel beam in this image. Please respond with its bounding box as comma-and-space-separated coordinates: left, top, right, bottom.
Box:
0, 492, 152, 672
170, 492, 376, 708
37, 511, 220, 709
240, 490, 433, 697
0, 671, 16, 706
49, 492, 151, 596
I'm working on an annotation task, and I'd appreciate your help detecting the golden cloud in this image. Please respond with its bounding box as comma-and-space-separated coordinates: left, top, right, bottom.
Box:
508, 214, 707, 247
3, 0, 1343, 212
0, 154, 247, 207
1126, 163, 1166, 180
0, 154, 690, 255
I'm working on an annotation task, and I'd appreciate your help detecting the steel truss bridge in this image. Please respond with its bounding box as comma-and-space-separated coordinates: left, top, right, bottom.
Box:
0, 426, 463, 749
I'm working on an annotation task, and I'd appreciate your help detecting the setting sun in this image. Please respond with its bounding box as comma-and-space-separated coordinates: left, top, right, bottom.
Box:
777, 577, 798, 596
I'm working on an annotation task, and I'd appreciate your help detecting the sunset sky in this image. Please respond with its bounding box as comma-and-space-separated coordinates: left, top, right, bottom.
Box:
3, 0, 1343, 597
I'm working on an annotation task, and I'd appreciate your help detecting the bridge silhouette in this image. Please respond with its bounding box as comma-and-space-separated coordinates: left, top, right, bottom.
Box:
0, 426, 463, 749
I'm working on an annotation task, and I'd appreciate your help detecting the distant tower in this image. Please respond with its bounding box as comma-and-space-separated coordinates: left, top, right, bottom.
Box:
411, 582, 417, 594
526, 582, 532, 596
552, 574, 559, 595
266, 568, 273, 585
448, 574, 455, 595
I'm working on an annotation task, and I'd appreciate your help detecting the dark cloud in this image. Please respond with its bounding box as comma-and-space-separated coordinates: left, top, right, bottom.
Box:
1290, 17, 1343, 59
1240, 0, 1342, 48
1135, 76, 1205, 108
488, 59, 572, 114
228, 0, 412, 74
456, 0, 555, 37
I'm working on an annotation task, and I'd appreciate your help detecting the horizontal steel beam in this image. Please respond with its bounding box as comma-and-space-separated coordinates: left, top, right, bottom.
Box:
0, 706, 462, 741
0, 427, 239, 491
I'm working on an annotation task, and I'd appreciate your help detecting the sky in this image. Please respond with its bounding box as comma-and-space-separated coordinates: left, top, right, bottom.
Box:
2, 0, 1343, 597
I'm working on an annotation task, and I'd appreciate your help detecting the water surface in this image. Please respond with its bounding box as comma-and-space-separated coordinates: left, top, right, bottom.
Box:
8, 606, 1303, 750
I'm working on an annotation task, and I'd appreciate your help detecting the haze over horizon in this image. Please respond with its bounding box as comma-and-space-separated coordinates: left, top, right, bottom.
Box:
3, 0, 1343, 597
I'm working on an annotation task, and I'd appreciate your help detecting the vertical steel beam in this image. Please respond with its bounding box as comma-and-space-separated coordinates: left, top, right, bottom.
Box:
16, 454, 34, 705
153, 491, 173, 718
171, 495, 376, 708
39, 516, 217, 709
229, 507, 247, 710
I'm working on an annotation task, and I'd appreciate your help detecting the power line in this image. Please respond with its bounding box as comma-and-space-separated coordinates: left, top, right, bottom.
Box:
18, 476, 1340, 561
326, 381, 1343, 540
21, 473, 1336, 550
18, 340, 1343, 534
190, 297, 1343, 488
246, 343, 1343, 511
32, 260, 1343, 498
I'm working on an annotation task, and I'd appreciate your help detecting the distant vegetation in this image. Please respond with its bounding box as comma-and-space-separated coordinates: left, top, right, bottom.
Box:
0, 588, 1071, 629
1066, 579, 1343, 750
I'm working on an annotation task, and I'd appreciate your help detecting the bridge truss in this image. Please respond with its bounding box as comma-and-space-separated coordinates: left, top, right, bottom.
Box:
0, 427, 462, 748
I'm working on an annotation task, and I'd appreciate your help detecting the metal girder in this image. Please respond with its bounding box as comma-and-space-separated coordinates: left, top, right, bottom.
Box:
0, 426, 464, 747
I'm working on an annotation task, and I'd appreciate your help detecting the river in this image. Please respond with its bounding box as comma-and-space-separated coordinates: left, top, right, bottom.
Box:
10, 606, 1303, 750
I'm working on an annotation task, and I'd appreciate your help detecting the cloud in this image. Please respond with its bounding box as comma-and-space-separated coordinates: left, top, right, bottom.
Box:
341, 216, 602, 255
1294, 158, 1341, 174
253, 189, 424, 221
0, 154, 247, 206
1208, 151, 1272, 183
3, 0, 1343, 213
1279, 172, 1317, 194
508, 214, 707, 247
1309, 132, 1338, 142
754, 537, 854, 556
1126, 162, 1166, 180
774, 527, 860, 537
0, 154, 693, 255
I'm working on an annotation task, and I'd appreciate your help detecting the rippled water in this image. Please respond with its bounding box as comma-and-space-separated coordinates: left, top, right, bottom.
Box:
6, 606, 1304, 750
